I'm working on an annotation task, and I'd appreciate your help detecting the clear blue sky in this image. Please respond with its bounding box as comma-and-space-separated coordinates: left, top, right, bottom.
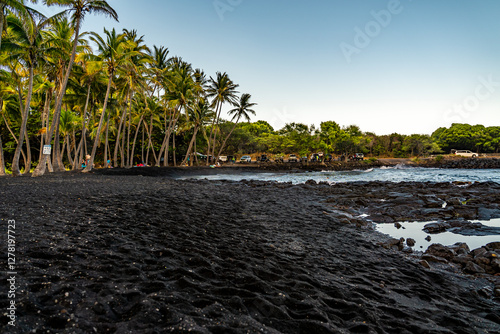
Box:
33, 0, 500, 135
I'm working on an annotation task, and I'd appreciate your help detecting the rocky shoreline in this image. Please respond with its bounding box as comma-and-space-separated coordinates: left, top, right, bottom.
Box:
1, 170, 500, 333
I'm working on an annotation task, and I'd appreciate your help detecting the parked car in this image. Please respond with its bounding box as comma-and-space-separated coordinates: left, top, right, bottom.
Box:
349, 153, 364, 161
288, 154, 298, 162
453, 150, 477, 158
240, 155, 252, 163
300, 156, 308, 163
219, 156, 228, 162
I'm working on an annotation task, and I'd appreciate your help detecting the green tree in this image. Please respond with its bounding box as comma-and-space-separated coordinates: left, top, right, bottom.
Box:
216, 93, 256, 161
206, 71, 239, 164
0, 0, 38, 50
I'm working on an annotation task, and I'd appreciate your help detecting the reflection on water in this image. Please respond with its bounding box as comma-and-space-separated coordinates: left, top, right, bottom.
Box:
184, 167, 500, 184
376, 219, 500, 251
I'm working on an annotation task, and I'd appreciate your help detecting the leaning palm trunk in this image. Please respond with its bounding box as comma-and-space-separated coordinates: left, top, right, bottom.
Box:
172, 133, 176, 166
83, 73, 113, 173
22, 129, 32, 175
3, 114, 28, 168
210, 104, 223, 161
52, 119, 65, 172
126, 90, 132, 167
103, 113, 110, 167
65, 134, 74, 168
206, 101, 221, 165
216, 119, 239, 161
113, 107, 127, 167
12, 66, 34, 177
181, 126, 199, 166
129, 116, 143, 167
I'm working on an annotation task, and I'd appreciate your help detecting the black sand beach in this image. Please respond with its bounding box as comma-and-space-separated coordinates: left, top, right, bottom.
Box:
1, 168, 500, 333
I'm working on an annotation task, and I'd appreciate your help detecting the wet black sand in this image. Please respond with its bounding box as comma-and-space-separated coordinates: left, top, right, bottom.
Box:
1, 168, 500, 333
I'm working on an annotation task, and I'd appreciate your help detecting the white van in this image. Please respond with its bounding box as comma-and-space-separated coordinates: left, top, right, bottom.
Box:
454, 150, 477, 158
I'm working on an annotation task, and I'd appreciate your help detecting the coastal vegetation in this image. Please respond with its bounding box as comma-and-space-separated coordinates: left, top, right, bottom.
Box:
0, 1, 498, 175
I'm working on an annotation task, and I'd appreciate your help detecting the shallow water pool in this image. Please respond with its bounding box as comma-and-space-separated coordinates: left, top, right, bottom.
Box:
375, 218, 500, 251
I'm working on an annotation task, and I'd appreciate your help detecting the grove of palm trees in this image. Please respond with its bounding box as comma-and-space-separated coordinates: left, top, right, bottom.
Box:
0, 0, 256, 177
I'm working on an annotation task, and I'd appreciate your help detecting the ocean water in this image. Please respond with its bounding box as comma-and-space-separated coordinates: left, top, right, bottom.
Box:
185, 165, 500, 184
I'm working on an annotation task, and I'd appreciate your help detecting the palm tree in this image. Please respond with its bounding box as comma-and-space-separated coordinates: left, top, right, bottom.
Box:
83, 28, 132, 172
0, 0, 38, 50
32, 0, 117, 177
148, 45, 168, 98
2, 11, 52, 176
216, 93, 256, 160
206, 71, 239, 164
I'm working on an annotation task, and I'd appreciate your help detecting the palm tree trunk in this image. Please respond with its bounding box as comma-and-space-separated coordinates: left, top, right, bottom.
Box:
206, 101, 221, 165
217, 119, 239, 160
22, 129, 31, 175
181, 126, 199, 166
129, 116, 143, 166
3, 113, 27, 166
144, 116, 157, 165
114, 107, 127, 167
83, 72, 113, 172
120, 113, 126, 167
37, 90, 52, 163
172, 131, 176, 167
75, 86, 91, 170
104, 113, 110, 168
126, 89, 132, 168
52, 118, 65, 172
66, 134, 74, 168
141, 123, 145, 164
0, 135, 6, 176
194, 139, 198, 165
156, 108, 175, 166
210, 102, 224, 163
157, 107, 181, 167
12, 66, 34, 177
